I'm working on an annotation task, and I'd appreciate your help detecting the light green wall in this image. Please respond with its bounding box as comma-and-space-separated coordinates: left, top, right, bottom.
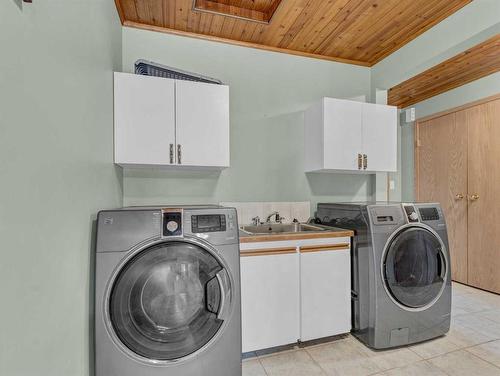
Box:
122, 27, 373, 210
0, 1, 122, 376
371, 0, 500, 201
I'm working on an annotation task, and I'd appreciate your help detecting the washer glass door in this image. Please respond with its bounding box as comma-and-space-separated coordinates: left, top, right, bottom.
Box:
383, 227, 446, 309
109, 241, 230, 361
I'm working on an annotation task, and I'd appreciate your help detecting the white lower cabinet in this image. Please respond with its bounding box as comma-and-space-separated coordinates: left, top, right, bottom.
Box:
300, 247, 351, 341
240, 251, 300, 353
240, 237, 351, 352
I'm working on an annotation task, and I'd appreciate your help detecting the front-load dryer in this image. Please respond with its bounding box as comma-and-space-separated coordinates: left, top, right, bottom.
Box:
95, 205, 241, 375
315, 202, 451, 349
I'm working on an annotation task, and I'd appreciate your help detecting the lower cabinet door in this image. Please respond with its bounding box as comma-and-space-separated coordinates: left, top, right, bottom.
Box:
240, 251, 300, 353
300, 248, 351, 341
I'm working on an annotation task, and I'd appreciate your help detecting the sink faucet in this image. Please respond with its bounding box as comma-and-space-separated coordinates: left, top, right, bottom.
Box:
265, 211, 284, 224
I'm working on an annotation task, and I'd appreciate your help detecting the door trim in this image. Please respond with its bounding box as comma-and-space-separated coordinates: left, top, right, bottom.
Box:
416, 93, 500, 123
103, 236, 234, 366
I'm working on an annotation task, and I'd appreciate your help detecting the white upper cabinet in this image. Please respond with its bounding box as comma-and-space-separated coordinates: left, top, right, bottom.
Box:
304, 97, 397, 173
323, 98, 363, 171
362, 102, 397, 172
114, 72, 230, 169
114, 73, 176, 166
175, 80, 230, 168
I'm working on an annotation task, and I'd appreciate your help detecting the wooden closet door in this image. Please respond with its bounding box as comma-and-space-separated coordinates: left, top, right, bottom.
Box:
416, 112, 468, 283
467, 98, 500, 293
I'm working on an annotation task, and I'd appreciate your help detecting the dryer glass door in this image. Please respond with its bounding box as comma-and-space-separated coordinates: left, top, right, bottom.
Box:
109, 241, 231, 361
383, 227, 446, 309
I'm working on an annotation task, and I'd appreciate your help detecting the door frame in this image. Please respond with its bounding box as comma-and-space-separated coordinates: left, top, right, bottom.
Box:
414, 93, 500, 199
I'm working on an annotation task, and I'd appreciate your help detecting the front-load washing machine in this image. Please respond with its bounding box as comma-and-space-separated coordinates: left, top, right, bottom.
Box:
95, 205, 241, 375
315, 202, 451, 349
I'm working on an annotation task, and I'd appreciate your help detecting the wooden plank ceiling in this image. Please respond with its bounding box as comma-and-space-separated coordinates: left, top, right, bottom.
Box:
388, 34, 500, 108
115, 0, 471, 66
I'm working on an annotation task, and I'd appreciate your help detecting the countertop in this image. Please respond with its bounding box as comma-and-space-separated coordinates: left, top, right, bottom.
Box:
239, 226, 353, 243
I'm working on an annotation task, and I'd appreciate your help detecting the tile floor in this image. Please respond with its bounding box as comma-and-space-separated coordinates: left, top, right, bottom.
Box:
243, 282, 500, 376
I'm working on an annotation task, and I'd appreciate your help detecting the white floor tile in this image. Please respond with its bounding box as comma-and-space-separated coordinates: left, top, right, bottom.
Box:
259, 349, 326, 376
447, 321, 497, 348
407, 336, 460, 359
243, 358, 268, 376
305, 337, 383, 376
376, 360, 448, 376
353, 338, 422, 371
428, 349, 500, 376
467, 340, 500, 368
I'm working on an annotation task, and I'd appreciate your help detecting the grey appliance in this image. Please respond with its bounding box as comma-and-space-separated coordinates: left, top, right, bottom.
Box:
95, 205, 241, 376
315, 202, 451, 349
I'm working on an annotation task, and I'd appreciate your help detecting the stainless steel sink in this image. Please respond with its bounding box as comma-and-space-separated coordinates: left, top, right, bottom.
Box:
240, 223, 326, 235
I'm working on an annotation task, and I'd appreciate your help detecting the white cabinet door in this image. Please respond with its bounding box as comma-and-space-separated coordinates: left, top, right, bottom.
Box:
241, 252, 300, 353
323, 98, 363, 171
114, 73, 176, 166
362, 102, 397, 172
175, 80, 230, 167
300, 248, 351, 341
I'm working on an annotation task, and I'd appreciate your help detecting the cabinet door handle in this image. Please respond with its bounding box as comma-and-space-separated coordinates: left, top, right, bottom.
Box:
357, 153, 362, 170
241, 247, 297, 257
177, 144, 182, 164
363, 154, 367, 170
455, 193, 464, 200
300, 243, 350, 253
469, 194, 479, 201
169, 144, 174, 164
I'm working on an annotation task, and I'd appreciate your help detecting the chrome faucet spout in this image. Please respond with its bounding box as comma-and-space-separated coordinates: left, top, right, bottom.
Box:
265, 211, 283, 224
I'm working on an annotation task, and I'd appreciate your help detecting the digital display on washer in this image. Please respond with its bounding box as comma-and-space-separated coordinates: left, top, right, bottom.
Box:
191, 215, 226, 233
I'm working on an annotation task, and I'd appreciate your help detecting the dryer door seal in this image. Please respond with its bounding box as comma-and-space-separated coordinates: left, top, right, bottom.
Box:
108, 240, 231, 362
382, 226, 447, 310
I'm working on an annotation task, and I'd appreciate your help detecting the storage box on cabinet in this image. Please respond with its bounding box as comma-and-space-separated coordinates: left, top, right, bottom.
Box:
114, 72, 230, 169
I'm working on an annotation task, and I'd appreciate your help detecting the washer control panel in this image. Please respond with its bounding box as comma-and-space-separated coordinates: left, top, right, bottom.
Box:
163, 210, 183, 236
403, 204, 419, 223
186, 208, 238, 245
161, 207, 238, 244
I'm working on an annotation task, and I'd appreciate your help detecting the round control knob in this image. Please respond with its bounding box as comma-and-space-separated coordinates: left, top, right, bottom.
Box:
166, 220, 179, 233
409, 212, 419, 221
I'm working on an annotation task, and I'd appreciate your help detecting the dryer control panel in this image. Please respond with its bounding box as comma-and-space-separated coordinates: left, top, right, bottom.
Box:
419, 207, 440, 221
